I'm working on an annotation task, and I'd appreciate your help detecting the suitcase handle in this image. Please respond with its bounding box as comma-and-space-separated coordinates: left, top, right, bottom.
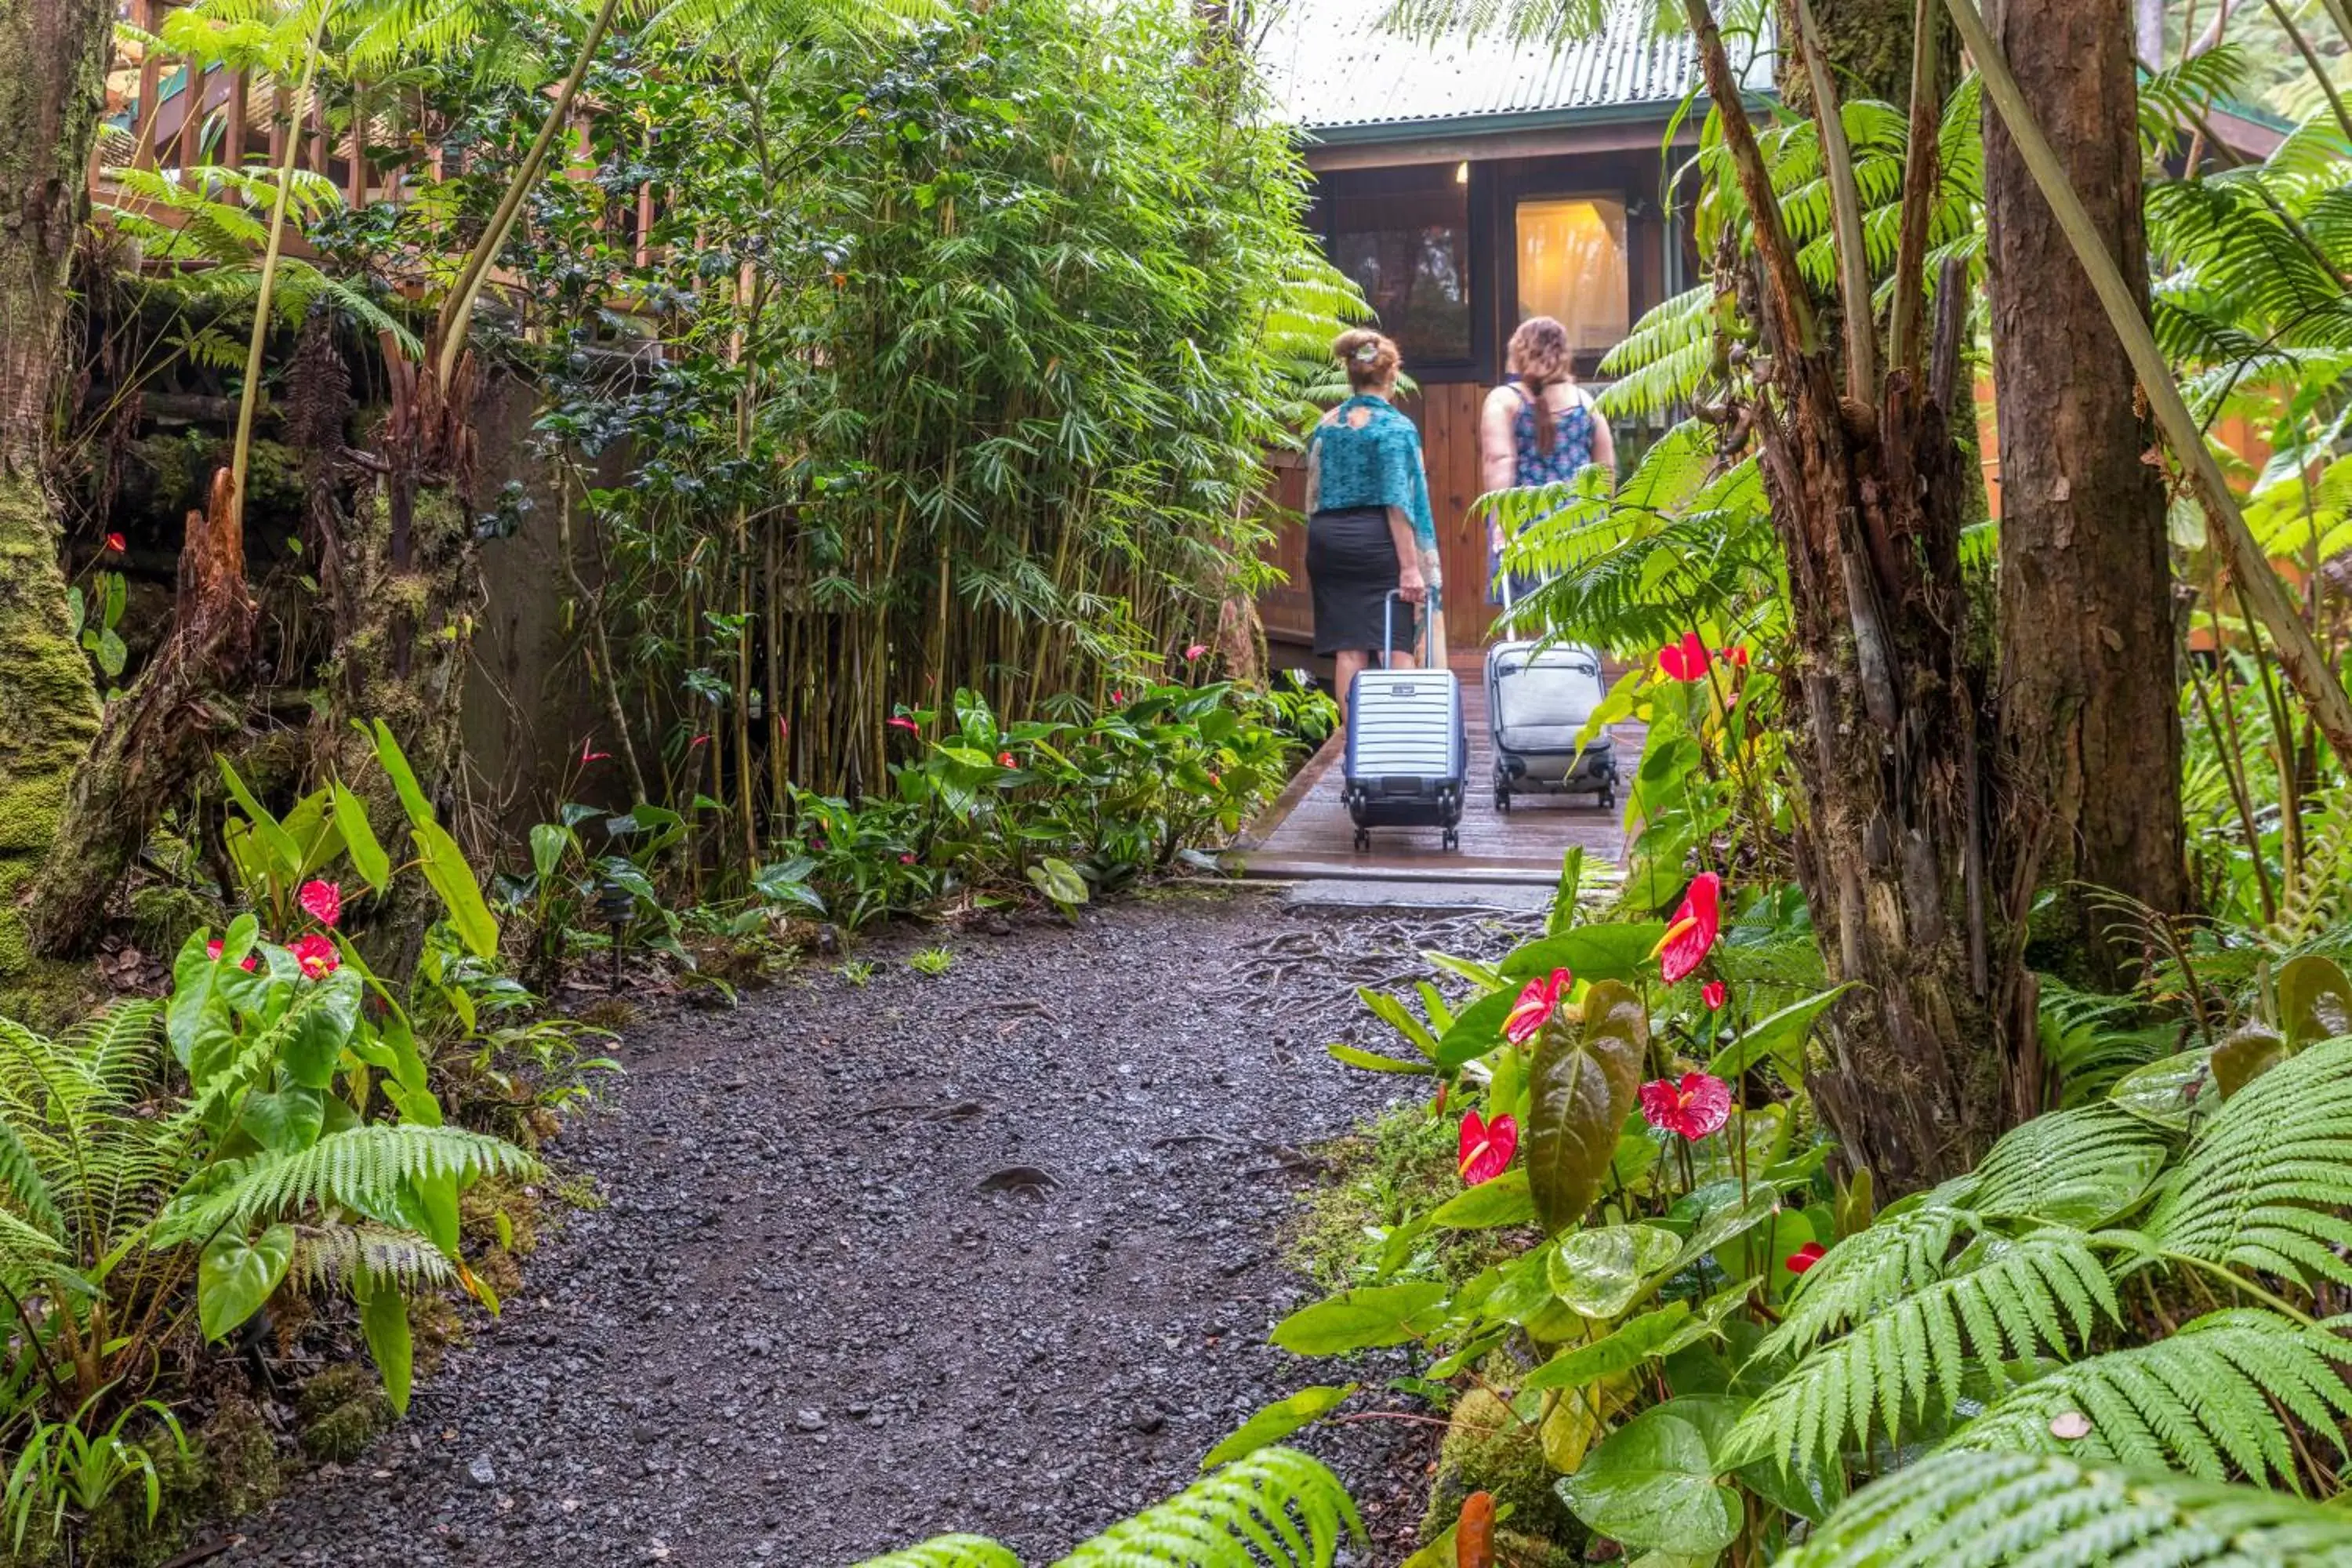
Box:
1383, 584, 1436, 665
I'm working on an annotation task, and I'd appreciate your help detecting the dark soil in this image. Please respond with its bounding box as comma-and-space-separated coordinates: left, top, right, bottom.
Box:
217, 887, 1536, 1566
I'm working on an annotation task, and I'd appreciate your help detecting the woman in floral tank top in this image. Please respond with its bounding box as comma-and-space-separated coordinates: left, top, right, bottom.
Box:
1479, 316, 1616, 606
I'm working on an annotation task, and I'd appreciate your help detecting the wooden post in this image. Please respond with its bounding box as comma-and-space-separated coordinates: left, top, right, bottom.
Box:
225, 68, 248, 169
175, 64, 204, 168
347, 82, 366, 205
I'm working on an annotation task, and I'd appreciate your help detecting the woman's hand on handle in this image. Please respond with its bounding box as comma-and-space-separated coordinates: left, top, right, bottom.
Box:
1398, 561, 1428, 605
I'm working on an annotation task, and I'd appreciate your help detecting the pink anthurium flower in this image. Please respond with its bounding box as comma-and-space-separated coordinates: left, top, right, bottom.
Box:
205, 938, 259, 973
1720, 644, 1751, 670
887, 715, 920, 735
1110, 690, 1126, 704
1787, 1242, 1827, 1275
1657, 632, 1710, 682
1457, 1111, 1518, 1185
1639, 1073, 1732, 1140
1701, 979, 1728, 1011
297, 880, 342, 929
1504, 967, 1570, 1046
1652, 873, 1723, 985
1184, 643, 1208, 662
579, 735, 611, 764
997, 752, 1015, 767
289, 933, 340, 980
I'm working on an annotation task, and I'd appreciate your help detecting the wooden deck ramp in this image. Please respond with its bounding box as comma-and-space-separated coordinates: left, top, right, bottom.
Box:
1231, 651, 1639, 885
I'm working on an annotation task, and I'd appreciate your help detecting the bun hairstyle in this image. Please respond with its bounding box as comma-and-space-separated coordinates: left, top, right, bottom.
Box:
1332, 328, 1401, 393
1508, 316, 1574, 447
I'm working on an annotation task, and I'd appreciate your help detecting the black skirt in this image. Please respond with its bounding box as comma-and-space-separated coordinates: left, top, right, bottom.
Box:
1307, 506, 1417, 658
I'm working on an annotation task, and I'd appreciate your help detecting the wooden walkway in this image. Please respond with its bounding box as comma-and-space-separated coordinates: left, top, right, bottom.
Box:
1231, 651, 1639, 885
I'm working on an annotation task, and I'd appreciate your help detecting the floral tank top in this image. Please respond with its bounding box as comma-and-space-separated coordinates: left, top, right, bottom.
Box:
1511, 382, 1595, 485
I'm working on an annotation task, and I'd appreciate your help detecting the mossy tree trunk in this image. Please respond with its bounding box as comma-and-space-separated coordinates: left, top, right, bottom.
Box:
1, 0, 112, 1006
1984, 0, 2185, 987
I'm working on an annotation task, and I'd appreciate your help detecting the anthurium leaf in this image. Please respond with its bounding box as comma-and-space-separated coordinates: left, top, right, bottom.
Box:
1476, 1247, 1560, 1329
2212, 1024, 2288, 1099
2108, 1047, 2214, 1130
1548, 1222, 1681, 1319
1435, 987, 1519, 1071
359, 1276, 414, 1415
1668, 1185, 1784, 1276
1420, 950, 1504, 992
334, 783, 393, 891
1555, 1396, 1743, 1556
198, 1223, 295, 1341
1326, 1042, 1436, 1076
2278, 955, 2352, 1051
1025, 856, 1089, 908
368, 719, 436, 830
218, 757, 303, 880
1542, 1386, 1605, 1472
1430, 1171, 1535, 1229
1502, 922, 1669, 983
1358, 987, 1441, 1060
1199, 1384, 1357, 1470
1523, 1302, 1692, 1392
238, 1084, 325, 1155
169, 920, 252, 1073
1271, 1281, 1450, 1355
282, 967, 364, 1090
1707, 984, 1853, 1081
1525, 979, 1647, 1233
412, 821, 500, 960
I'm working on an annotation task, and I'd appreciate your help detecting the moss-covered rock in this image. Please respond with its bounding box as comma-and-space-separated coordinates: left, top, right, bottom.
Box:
297, 1363, 394, 1462
1419, 1388, 1589, 1562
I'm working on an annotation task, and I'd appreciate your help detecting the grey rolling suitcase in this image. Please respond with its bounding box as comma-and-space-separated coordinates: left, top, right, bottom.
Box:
1342, 590, 1466, 852
1486, 579, 1617, 811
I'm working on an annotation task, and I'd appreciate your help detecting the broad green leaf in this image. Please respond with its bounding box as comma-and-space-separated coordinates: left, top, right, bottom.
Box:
1271, 1281, 1450, 1356
1420, 950, 1505, 992
2276, 955, 2352, 1051
239, 1084, 325, 1155
199, 1223, 295, 1341
218, 757, 303, 881
1543, 1385, 1605, 1472
2212, 1024, 2286, 1099
1549, 1223, 1680, 1319
96, 627, 127, 678
1668, 1185, 1783, 1276
368, 719, 436, 830
281, 789, 345, 880
1430, 1171, 1535, 1229
1199, 1385, 1356, 1469
282, 967, 364, 1089
413, 821, 499, 960
1523, 1302, 1692, 1392
2108, 1047, 2214, 1130
1358, 987, 1440, 1060
1525, 979, 1647, 1232
1503, 922, 1670, 983
1555, 1396, 1742, 1556
359, 1276, 414, 1414
169, 920, 252, 1073
1326, 1042, 1436, 1076
1707, 985, 1853, 1081
333, 783, 392, 891
1025, 856, 1090, 908
529, 822, 572, 884
1434, 986, 1519, 1070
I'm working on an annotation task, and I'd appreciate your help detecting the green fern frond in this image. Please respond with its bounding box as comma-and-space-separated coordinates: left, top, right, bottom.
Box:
1730, 1232, 2116, 1473
289, 1223, 459, 1293
0, 1118, 62, 1241
1056, 1446, 1362, 1566
1963, 1105, 2171, 1227
158, 1126, 539, 1245
851, 1539, 1021, 1568
2132, 1034, 2352, 1295
1946, 1309, 2352, 1484
1777, 1449, 2352, 1566
1764, 1184, 1981, 1357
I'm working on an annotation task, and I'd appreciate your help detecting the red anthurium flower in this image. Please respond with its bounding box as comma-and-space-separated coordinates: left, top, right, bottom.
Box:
898, 852, 916, 865
1110, 690, 1126, 704
997, 751, 1015, 767
1720, 644, 1751, 670
887, 715, 920, 735
1701, 979, 1728, 1011
1184, 643, 1208, 662
1457, 1111, 1518, 1185
1653, 872, 1723, 985
1657, 631, 1710, 682
1504, 967, 1570, 1046
204, 938, 260, 972
104, 532, 127, 554
579, 735, 611, 764
1787, 1242, 1827, 1275
289, 932, 340, 980
1640, 1073, 1732, 1139
297, 879, 342, 929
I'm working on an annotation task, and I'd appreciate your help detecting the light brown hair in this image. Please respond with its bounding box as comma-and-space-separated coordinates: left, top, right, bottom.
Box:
1333, 328, 1401, 394
1508, 316, 1574, 447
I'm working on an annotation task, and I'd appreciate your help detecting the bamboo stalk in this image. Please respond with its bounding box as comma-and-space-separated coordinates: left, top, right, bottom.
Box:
1944, 0, 2352, 764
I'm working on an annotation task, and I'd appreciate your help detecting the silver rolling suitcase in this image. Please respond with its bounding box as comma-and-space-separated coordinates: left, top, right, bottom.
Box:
1485, 579, 1617, 811
1342, 590, 1466, 851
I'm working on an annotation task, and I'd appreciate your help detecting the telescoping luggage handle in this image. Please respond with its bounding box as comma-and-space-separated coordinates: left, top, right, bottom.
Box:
1381, 584, 1436, 666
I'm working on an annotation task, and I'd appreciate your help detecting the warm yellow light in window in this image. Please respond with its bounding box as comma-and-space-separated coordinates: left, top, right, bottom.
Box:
1454, 161, 1469, 184
1515, 197, 1629, 352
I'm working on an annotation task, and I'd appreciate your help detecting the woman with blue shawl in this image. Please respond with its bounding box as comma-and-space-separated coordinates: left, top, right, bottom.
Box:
1303, 328, 1439, 697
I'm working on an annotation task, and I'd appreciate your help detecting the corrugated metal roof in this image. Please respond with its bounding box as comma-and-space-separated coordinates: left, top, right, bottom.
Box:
1255, 0, 1764, 139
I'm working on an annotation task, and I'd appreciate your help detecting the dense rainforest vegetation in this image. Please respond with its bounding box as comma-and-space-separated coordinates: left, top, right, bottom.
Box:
0, 0, 2347, 1560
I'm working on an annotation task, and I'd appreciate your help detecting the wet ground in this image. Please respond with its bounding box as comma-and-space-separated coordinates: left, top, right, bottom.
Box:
220, 887, 1535, 1566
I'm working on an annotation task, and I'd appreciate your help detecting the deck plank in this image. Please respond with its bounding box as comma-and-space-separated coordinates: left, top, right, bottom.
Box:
1233, 651, 1640, 882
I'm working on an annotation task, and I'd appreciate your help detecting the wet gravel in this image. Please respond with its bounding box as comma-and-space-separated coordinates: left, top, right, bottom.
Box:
220, 887, 1537, 1566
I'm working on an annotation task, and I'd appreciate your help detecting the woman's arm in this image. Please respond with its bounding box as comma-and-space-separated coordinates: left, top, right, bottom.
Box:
1590, 399, 1617, 480
1387, 507, 1426, 604
1479, 387, 1518, 497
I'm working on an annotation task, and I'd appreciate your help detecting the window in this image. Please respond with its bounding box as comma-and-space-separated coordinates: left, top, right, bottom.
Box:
1327, 172, 1472, 366
1514, 197, 1628, 355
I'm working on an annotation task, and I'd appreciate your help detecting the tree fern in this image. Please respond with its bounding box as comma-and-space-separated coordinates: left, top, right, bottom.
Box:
0, 1120, 62, 1244
1730, 1232, 2116, 1473
1057, 1447, 1361, 1567
1962, 1105, 2170, 1228
2125, 1035, 2352, 1297
1944, 1309, 2352, 1485
289, 1222, 461, 1294
853, 1541, 1022, 1568
157, 1125, 538, 1245
1774, 1450, 2352, 1567
1764, 1183, 1983, 1357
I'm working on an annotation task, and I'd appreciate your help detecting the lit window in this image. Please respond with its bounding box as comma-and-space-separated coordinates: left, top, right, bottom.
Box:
1514, 197, 1629, 354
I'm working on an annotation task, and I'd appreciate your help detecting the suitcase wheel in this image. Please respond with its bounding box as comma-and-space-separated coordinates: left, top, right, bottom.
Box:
1353, 827, 1370, 853
1494, 786, 1511, 812
1442, 826, 1459, 851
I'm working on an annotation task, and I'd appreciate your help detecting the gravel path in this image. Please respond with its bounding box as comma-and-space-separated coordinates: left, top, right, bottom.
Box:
221, 887, 1534, 1566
